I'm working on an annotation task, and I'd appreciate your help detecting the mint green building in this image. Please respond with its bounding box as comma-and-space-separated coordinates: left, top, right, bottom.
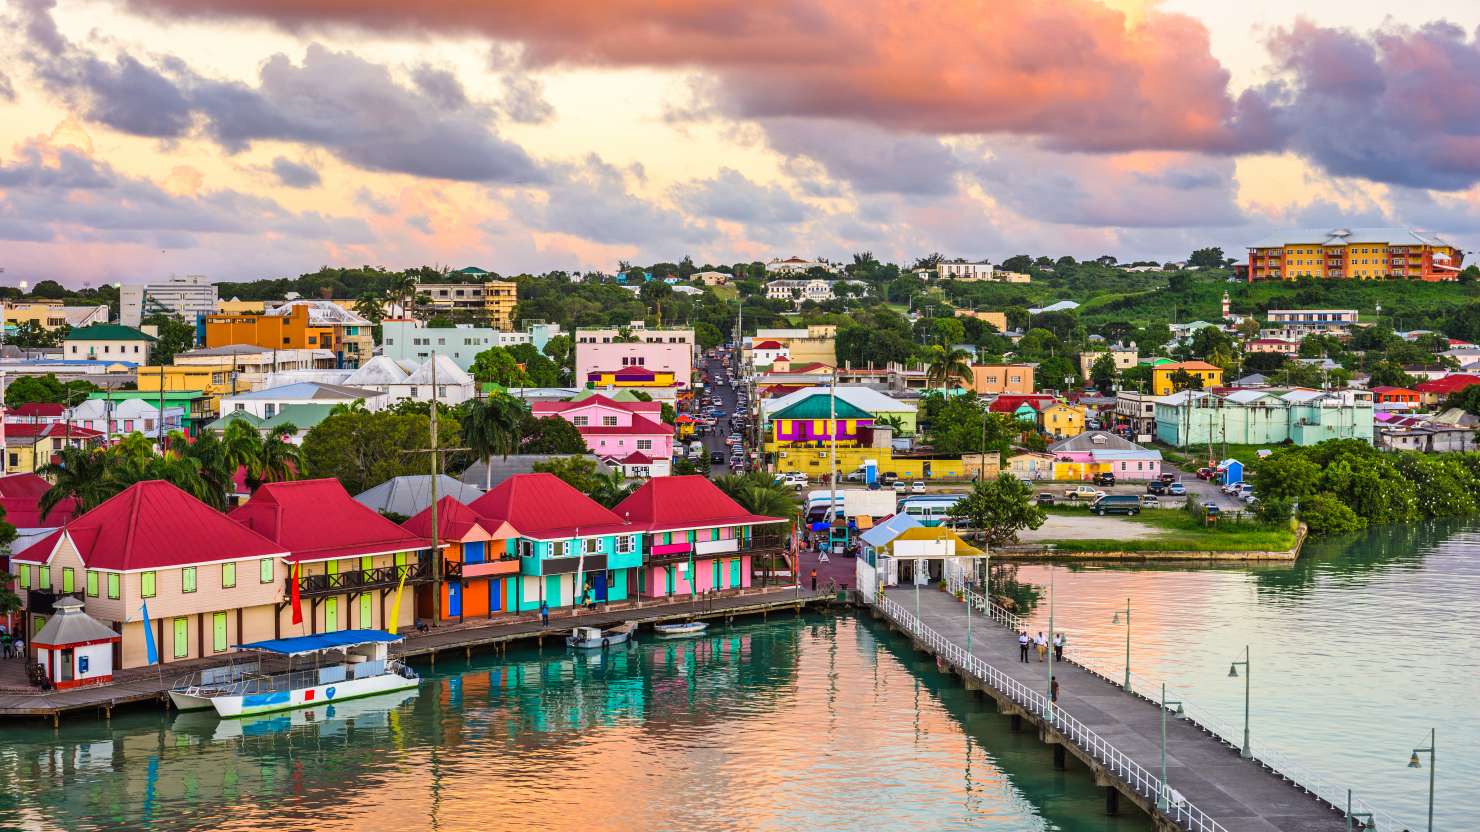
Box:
1155, 388, 1374, 448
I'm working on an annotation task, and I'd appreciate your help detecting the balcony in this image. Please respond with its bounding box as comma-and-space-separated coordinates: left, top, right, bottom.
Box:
289, 559, 435, 599
461, 555, 521, 579
538, 554, 609, 576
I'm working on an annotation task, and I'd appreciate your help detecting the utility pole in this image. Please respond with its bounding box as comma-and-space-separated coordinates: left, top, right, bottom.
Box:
429, 357, 442, 627
828, 369, 838, 555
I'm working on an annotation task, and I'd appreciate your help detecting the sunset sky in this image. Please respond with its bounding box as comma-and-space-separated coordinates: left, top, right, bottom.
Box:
3, 0, 1480, 284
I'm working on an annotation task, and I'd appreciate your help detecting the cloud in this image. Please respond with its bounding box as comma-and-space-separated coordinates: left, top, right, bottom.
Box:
19, 2, 543, 184
118, 0, 1278, 154
499, 73, 554, 124
0, 71, 14, 102
761, 118, 963, 196
671, 167, 806, 225
514, 155, 715, 249
270, 156, 321, 188
1263, 20, 1480, 190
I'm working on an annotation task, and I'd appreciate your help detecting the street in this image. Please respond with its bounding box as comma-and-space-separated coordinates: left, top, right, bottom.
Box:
695, 351, 746, 477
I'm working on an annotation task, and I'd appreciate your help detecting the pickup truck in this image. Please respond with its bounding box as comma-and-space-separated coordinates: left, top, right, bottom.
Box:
1064, 485, 1106, 501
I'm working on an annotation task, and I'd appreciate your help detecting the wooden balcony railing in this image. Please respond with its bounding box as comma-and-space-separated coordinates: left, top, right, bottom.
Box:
289, 559, 439, 599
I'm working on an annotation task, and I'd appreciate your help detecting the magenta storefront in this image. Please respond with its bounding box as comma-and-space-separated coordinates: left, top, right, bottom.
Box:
639, 527, 753, 598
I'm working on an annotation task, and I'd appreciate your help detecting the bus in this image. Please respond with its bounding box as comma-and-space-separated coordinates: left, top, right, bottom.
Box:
897, 494, 964, 527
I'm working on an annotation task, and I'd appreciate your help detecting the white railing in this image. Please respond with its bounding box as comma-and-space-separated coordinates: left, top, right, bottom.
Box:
876, 593, 1230, 832
945, 573, 1023, 631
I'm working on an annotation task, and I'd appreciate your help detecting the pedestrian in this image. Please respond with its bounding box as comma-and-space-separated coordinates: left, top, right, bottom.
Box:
810, 569, 818, 591
539, 600, 549, 627
1017, 631, 1030, 663
1034, 631, 1048, 662
1051, 676, 1060, 703
11, 637, 22, 659
1053, 631, 1065, 662
584, 580, 595, 611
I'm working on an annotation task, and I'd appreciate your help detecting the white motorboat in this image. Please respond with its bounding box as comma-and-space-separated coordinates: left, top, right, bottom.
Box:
168, 631, 419, 718
653, 621, 708, 638
566, 621, 636, 649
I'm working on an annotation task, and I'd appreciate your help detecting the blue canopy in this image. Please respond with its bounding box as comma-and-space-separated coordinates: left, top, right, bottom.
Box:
236, 630, 402, 656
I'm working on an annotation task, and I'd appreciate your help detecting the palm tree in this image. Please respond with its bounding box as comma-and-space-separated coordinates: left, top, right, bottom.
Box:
390, 273, 417, 316
353, 292, 386, 324
146, 453, 216, 508
588, 468, 635, 508
255, 425, 304, 486
875, 414, 906, 435
37, 445, 113, 519
170, 429, 235, 509
461, 394, 527, 488
925, 345, 973, 394
714, 472, 799, 520
221, 418, 263, 477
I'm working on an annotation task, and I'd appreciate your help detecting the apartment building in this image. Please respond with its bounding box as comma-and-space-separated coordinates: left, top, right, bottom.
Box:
63, 324, 156, 364
380, 320, 563, 370
1246, 228, 1463, 282
416, 268, 518, 329
1077, 349, 1138, 381
205, 301, 373, 368
3, 303, 110, 331
120, 275, 219, 327
1154, 388, 1374, 448
574, 323, 695, 390
936, 259, 994, 280
1264, 309, 1359, 337
967, 363, 1036, 395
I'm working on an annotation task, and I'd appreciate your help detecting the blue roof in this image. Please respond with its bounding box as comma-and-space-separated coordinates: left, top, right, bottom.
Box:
237, 630, 402, 656
859, 512, 922, 549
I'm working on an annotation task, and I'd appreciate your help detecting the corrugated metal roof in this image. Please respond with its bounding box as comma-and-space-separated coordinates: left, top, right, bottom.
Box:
468, 473, 629, 539
232, 479, 430, 563
613, 476, 785, 533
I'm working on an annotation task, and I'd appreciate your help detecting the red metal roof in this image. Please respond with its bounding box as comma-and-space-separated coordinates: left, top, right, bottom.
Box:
230, 478, 431, 563
0, 473, 78, 527
11, 480, 286, 570
613, 475, 786, 533
467, 473, 629, 539
3, 423, 105, 440
988, 394, 1057, 413
402, 496, 498, 542
616, 451, 654, 464
575, 414, 674, 435
11, 402, 65, 418
1413, 375, 1480, 394
752, 340, 784, 349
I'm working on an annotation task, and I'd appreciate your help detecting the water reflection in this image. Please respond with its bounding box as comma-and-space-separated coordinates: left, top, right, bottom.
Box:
1, 617, 1146, 832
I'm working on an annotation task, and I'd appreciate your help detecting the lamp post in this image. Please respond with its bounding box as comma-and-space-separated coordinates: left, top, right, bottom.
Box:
1227, 645, 1251, 758
1044, 572, 1055, 722
1345, 790, 1373, 831
1158, 682, 1184, 813
1111, 597, 1131, 692
965, 578, 973, 654
1408, 727, 1434, 832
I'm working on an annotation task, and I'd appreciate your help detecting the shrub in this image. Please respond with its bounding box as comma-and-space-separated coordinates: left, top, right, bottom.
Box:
1299, 493, 1365, 537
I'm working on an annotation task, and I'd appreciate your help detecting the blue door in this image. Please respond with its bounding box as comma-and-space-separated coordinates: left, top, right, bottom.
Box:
447, 581, 462, 618
593, 572, 608, 602
489, 579, 502, 612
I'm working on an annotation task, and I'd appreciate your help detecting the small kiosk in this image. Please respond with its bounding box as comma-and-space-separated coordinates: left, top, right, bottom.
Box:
31, 596, 121, 690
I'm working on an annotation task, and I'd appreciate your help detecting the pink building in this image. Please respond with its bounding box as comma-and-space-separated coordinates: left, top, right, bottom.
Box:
532, 395, 675, 476
573, 326, 694, 391
1045, 431, 1163, 481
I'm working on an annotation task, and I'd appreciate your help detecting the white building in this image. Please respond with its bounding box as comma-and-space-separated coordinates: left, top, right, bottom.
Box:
766, 256, 835, 275
66, 398, 185, 438
120, 275, 218, 327
1265, 309, 1359, 336
343, 355, 475, 406
936, 259, 994, 280
218, 381, 387, 418
380, 320, 563, 370
62, 324, 156, 364
764, 279, 866, 305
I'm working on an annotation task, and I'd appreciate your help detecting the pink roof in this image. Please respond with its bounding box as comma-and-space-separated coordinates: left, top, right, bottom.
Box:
467, 473, 629, 539
613, 475, 786, 534
576, 413, 675, 435
0, 473, 78, 527
613, 365, 659, 379
11, 480, 286, 570
402, 496, 500, 542
230, 478, 431, 563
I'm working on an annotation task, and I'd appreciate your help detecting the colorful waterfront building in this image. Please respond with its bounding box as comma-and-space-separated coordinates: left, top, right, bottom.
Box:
1045, 431, 1163, 481
403, 496, 518, 622
231, 479, 432, 635
531, 394, 674, 476
467, 473, 643, 611
613, 476, 787, 600
10, 480, 290, 669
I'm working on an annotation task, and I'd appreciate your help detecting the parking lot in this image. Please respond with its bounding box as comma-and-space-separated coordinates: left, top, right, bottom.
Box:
1019, 513, 1168, 543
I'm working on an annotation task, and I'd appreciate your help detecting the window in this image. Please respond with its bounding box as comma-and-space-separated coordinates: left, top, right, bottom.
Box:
636, 439, 652, 451
182, 567, 197, 593
572, 416, 588, 427
39, 566, 50, 589
585, 538, 601, 554
259, 558, 274, 583
550, 541, 567, 558
18, 564, 29, 589
602, 416, 618, 427
141, 571, 156, 598
62, 567, 74, 594
108, 572, 120, 600
87, 570, 98, 597
616, 536, 635, 554
222, 562, 236, 588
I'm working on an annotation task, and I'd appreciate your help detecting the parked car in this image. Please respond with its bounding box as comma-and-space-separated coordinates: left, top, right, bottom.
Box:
1145, 481, 1169, 495
1140, 495, 1161, 508
1167, 483, 1187, 496
1091, 494, 1141, 516
1202, 502, 1221, 516
892, 481, 909, 493
1196, 467, 1215, 480
710, 451, 725, 464
910, 481, 926, 493
1092, 472, 1116, 487
1064, 485, 1106, 501
1158, 472, 1178, 484
1036, 492, 1057, 506
880, 472, 899, 485
1221, 481, 1243, 495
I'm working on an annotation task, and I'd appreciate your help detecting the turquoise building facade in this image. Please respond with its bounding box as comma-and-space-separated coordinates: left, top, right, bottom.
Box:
1155, 389, 1374, 448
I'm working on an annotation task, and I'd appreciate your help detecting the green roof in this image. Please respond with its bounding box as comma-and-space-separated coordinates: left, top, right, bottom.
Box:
206, 410, 263, 431
454, 266, 491, 276
261, 404, 336, 430
66, 323, 157, 342
771, 393, 873, 421
571, 388, 645, 402
89, 390, 205, 403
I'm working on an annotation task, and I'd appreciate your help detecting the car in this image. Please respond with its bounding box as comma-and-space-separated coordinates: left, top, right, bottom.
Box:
880, 472, 899, 485
1167, 483, 1187, 496
1243, 493, 1258, 504
1195, 467, 1215, 480
710, 451, 725, 464
910, 481, 926, 493
1092, 472, 1116, 487
1221, 481, 1243, 495
1202, 502, 1221, 515
1064, 485, 1106, 501
1145, 481, 1169, 495
1158, 472, 1178, 484
1091, 494, 1141, 516
726, 434, 742, 445
844, 471, 865, 482
892, 481, 908, 493
1140, 495, 1160, 508
1036, 492, 1056, 506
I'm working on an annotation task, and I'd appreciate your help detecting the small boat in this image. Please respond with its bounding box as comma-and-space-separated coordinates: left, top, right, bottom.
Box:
653, 621, 708, 638
169, 630, 418, 718
567, 621, 636, 649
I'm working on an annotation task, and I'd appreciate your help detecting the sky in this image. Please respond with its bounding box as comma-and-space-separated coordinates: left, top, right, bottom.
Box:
3, 0, 1480, 285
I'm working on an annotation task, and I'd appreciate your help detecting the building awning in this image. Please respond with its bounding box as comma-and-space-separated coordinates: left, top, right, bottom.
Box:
236, 630, 402, 656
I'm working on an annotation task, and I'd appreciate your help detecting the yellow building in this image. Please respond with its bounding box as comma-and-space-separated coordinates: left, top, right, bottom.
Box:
1247, 228, 1462, 282
585, 367, 677, 387
1038, 401, 1086, 439
421, 269, 519, 329
768, 444, 966, 480
954, 310, 1008, 332
217, 299, 266, 315
1151, 361, 1224, 396
4, 302, 110, 330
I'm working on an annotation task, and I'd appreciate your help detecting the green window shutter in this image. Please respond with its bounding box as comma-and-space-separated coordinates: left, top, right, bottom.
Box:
18, 564, 29, 589
62, 568, 74, 594
260, 558, 273, 584
142, 571, 156, 598
86, 570, 98, 597
360, 556, 372, 572
107, 573, 120, 600
182, 567, 197, 593
395, 552, 408, 567
39, 567, 50, 589
222, 562, 236, 588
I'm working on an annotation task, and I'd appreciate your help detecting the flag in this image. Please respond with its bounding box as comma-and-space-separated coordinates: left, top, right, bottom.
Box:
387, 561, 409, 632
141, 601, 158, 666
290, 563, 303, 626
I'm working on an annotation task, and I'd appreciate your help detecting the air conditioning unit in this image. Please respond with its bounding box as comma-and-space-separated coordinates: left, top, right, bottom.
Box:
778, 451, 787, 458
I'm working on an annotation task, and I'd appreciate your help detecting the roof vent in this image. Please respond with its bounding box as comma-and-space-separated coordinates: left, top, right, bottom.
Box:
1330, 228, 1351, 238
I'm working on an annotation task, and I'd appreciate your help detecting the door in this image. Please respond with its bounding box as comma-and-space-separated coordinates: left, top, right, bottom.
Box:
664, 567, 674, 596
448, 581, 462, 618
712, 560, 721, 590
325, 598, 339, 631
59, 648, 74, 682
489, 579, 502, 612
545, 575, 562, 608
593, 572, 608, 603
359, 594, 373, 629
730, 558, 741, 588
212, 612, 228, 653
173, 617, 189, 659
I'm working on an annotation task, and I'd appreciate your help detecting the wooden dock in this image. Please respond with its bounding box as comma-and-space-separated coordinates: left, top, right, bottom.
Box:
0, 587, 835, 724
875, 585, 1375, 832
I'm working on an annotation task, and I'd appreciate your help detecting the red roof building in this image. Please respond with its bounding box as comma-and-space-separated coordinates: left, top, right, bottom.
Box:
532, 393, 662, 418
752, 340, 784, 350
0, 472, 78, 527
613, 475, 786, 534
231, 478, 430, 562
7, 402, 66, 423
467, 472, 629, 539
988, 394, 1058, 414
403, 495, 508, 542
403, 496, 517, 621
1370, 386, 1422, 407
1413, 374, 1480, 404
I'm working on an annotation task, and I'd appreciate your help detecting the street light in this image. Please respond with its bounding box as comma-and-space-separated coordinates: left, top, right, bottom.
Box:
1111, 597, 1131, 692
1346, 789, 1373, 831
1158, 682, 1184, 813
1407, 727, 1434, 832
1227, 645, 1251, 758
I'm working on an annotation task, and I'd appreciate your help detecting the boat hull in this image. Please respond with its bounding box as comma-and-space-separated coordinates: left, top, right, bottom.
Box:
566, 632, 631, 649
654, 623, 708, 638
210, 673, 420, 718
168, 690, 217, 711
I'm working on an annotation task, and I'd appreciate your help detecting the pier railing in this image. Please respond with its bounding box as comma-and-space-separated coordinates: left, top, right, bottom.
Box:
876, 592, 1230, 832
945, 573, 1023, 631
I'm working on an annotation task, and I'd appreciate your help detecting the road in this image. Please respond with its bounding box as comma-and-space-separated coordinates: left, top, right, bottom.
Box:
695, 351, 747, 477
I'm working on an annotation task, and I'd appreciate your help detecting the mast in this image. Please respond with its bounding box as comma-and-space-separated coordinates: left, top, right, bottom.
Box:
429, 356, 441, 627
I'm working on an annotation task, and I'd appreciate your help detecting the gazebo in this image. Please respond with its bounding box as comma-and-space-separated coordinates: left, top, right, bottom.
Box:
31, 596, 121, 690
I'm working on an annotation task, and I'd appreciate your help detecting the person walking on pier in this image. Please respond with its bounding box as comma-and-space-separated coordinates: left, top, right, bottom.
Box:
539, 600, 549, 627
810, 569, 818, 591
1051, 676, 1060, 703
1034, 631, 1048, 662
1053, 632, 1065, 662
1018, 631, 1030, 662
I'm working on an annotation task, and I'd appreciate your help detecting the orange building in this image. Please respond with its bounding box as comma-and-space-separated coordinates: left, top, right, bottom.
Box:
203, 301, 373, 367
1247, 227, 1463, 282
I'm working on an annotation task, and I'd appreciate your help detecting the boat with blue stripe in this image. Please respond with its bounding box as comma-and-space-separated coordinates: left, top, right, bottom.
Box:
168, 630, 419, 718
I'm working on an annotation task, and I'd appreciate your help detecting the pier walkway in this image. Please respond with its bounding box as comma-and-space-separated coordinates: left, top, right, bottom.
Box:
0, 586, 833, 723
876, 584, 1377, 832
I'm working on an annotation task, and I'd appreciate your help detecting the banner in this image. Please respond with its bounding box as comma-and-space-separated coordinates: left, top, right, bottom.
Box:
290, 563, 303, 626
387, 562, 409, 632
140, 601, 158, 666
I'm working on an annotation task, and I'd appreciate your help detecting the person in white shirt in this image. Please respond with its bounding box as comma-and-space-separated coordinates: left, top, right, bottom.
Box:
1017, 631, 1030, 663
1053, 632, 1066, 662
1034, 631, 1048, 662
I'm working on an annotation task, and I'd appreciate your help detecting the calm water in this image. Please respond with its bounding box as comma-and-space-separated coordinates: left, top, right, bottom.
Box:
0, 616, 1146, 832
1007, 518, 1480, 831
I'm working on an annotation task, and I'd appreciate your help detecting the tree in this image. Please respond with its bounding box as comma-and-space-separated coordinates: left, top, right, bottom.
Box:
508, 343, 561, 387
11, 320, 67, 348
38, 446, 113, 519
3, 374, 98, 409
531, 456, 602, 494
924, 345, 973, 393
947, 473, 1046, 546
1001, 255, 1033, 273
1442, 385, 1480, 415
1037, 356, 1078, 392
925, 397, 1014, 457
542, 335, 575, 384
1089, 353, 1119, 394
1188, 247, 1225, 269
461, 394, 528, 488
301, 409, 458, 495
519, 414, 587, 454
470, 346, 530, 387
713, 472, 799, 520
353, 293, 386, 324
1299, 493, 1365, 537
1367, 362, 1415, 389
1167, 272, 1192, 294
29, 280, 67, 299
1168, 369, 1203, 393
694, 321, 723, 350
1241, 352, 1288, 375
1253, 452, 1321, 502
142, 314, 196, 365
588, 468, 636, 508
